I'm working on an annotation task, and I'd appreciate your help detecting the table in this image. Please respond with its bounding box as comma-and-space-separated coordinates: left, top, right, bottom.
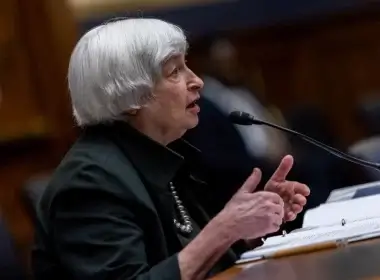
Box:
211, 239, 380, 280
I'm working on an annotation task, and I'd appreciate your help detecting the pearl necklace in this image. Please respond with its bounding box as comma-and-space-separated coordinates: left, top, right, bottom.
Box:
169, 182, 193, 234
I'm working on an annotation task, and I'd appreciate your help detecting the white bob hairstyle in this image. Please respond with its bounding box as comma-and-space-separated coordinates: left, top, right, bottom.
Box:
68, 18, 188, 126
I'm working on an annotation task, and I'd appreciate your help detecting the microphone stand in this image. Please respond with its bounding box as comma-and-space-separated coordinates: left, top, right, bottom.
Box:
229, 112, 380, 172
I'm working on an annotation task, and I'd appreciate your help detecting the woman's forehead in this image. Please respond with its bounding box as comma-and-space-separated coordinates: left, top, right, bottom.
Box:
165, 54, 185, 64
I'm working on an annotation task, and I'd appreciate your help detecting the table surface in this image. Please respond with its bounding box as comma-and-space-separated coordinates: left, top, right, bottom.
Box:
211, 239, 380, 280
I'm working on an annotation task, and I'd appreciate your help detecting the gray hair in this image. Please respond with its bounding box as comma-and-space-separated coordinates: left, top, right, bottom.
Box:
68, 18, 188, 126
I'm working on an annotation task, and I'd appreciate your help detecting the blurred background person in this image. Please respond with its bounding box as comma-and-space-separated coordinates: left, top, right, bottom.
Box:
192, 37, 289, 162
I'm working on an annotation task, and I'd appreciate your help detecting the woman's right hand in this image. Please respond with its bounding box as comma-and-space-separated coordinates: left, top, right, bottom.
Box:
216, 168, 284, 242
178, 168, 284, 280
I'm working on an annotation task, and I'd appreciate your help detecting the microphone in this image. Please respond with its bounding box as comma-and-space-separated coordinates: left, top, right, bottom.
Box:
229, 111, 380, 171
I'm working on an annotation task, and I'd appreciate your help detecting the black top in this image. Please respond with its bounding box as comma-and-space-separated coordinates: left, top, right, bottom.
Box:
31, 121, 241, 280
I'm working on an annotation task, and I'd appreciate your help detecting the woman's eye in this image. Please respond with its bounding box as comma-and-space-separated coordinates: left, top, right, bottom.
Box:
170, 67, 180, 76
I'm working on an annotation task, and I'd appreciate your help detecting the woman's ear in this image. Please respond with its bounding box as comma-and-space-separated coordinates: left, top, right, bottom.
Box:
126, 109, 138, 116
122, 109, 139, 119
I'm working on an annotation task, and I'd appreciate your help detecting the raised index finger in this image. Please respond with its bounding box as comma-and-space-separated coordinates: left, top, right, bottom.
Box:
270, 155, 294, 182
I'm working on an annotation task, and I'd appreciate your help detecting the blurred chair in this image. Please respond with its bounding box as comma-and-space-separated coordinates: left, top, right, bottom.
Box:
349, 139, 380, 180
356, 95, 380, 135
349, 96, 380, 180
22, 175, 49, 222
0, 217, 26, 279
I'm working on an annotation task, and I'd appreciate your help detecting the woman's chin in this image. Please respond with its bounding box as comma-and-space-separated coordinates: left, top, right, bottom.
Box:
186, 115, 199, 129
176, 114, 199, 133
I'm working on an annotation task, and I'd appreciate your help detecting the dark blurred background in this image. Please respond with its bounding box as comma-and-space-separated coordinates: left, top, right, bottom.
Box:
3, 0, 380, 276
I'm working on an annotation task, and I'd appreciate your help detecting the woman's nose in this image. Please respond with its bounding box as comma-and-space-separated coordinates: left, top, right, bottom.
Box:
189, 73, 204, 91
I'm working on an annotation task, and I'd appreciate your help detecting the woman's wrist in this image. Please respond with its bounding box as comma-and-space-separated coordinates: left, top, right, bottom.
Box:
207, 213, 237, 248
177, 214, 237, 280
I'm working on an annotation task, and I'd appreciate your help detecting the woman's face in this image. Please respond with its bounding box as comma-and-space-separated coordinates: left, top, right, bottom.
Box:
135, 54, 204, 142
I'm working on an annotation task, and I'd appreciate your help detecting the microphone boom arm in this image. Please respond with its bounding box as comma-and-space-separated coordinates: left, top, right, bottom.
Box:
258, 119, 380, 171
229, 111, 380, 172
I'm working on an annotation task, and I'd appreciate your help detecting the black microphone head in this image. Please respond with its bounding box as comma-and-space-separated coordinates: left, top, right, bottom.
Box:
229, 111, 258, 125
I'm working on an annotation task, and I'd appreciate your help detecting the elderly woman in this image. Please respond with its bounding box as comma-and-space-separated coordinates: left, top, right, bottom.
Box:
32, 18, 310, 280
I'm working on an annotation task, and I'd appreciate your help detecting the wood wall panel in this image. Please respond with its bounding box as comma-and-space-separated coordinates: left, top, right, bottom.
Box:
18, 0, 78, 147
0, 43, 49, 140
0, 0, 48, 142
0, 0, 79, 268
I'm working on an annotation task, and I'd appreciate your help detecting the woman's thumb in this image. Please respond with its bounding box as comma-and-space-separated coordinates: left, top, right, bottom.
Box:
238, 168, 262, 193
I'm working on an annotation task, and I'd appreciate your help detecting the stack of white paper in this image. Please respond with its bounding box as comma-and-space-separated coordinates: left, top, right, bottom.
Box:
238, 217, 380, 263
303, 194, 380, 228
237, 194, 380, 264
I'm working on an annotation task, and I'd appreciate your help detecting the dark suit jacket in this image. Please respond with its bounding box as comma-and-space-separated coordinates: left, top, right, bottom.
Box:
32, 121, 241, 280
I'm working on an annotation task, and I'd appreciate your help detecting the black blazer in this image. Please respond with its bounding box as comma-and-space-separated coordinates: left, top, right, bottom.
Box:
32, 122, 241, 280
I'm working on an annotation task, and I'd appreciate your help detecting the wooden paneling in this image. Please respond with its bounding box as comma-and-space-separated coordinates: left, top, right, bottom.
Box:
0, 0, 79, 267
0, 0, 48, 142
18, 0, 78, 146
